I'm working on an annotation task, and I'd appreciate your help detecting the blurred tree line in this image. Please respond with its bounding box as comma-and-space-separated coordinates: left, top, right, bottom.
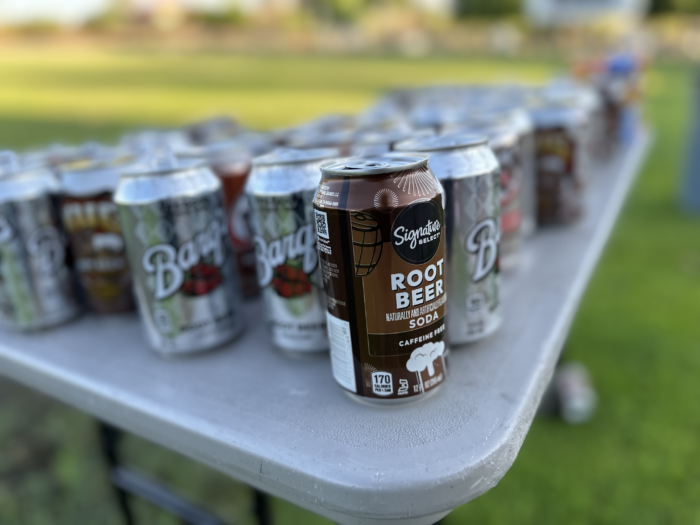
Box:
649, 0, 700, 13
453, 0, 700, 17
303, 0, 700, 20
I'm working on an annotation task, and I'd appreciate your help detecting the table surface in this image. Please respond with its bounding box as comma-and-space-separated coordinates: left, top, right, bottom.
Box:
0, 132, 650, 525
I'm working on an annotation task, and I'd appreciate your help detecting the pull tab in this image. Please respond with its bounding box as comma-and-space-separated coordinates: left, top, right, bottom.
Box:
343, 160, 390, 170
0, 151, 20, 177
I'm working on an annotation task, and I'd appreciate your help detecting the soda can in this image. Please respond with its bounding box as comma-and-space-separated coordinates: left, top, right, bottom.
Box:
315, 155, 448, 403
207, 141, 259, 298
58, 156, 138, 313
245, 148, 338, 354
445, 120, 521, 270
443, 103, 536, 238
541, 80, 602, 171
177, 141, 261, 298
395, 134, 501, 345
0, 152, 80, 331
114, 152, 244, 355
506, 107, 537, 238
529, 93, 588, 226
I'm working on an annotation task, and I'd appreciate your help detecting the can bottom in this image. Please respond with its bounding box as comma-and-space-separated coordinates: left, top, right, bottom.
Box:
343, 384, 442, 407
14, 307, 82, 333
450, 314, 502, 346
500, 250, 520, 272
148, 322, 244, 357
500, 231, 521, 272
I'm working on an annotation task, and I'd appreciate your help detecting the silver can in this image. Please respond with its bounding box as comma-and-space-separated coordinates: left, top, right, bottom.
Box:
114, 153, 244, 355
446, 120, 522, 270
0, 152, 80, 331
245, 148, 338, 354
395, 134, 501, 345
58, 155, 139, 314
506, 106, 537, 238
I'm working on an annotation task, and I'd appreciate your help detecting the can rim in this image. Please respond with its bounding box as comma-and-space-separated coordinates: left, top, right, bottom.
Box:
320, 154, 429, 176
120, 158, 208, 178
58, 154, 136, 175
252, 147, 339, 167
394, 133, 488, 153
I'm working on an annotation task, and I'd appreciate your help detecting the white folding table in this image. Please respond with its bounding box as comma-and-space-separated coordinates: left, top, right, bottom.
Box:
0, 131, 650, 525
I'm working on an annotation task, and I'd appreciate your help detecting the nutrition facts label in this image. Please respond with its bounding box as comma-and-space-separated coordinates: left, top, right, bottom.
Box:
326, 312, 356, 393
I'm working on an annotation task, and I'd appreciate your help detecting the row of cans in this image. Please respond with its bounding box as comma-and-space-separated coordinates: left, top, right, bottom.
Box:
0, 71, 640, 404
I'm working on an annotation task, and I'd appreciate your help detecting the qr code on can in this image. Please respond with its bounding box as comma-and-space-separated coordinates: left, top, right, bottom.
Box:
314, 209, 330, 239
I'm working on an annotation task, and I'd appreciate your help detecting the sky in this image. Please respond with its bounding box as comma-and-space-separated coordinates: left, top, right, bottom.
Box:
0, 0, 228, 25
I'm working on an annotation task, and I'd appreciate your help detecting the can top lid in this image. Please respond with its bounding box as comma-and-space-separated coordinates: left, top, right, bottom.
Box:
121, 147, 206, 177
0, 150, 59, 201
252, 147, 338, 167
394, 133, 487, 153
0, 150, 54, 179
172, 144, 207, 159
285, 129, 354, 149
172, 140, 249, 161
320, 154, 429, 176
59, 154, 139, 196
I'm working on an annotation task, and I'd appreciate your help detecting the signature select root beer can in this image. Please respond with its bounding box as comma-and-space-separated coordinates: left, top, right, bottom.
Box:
395, 134, 501, 345
58, 156, 137, 313
315, 155, 448, 403
246, 148, 338, 354
115, 153, 244, 355
0, 153, 80, 331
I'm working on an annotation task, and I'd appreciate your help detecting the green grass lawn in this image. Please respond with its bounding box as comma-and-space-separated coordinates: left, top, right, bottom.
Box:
0, 50, 698, 525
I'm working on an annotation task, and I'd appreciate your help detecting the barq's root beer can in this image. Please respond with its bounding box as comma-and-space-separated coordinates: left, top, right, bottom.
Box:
395, 134, 501, 345
315, 155, 448, 403
246, 148, 337, 354
176, 141, 260, 298
59, 156, 137, 314
0, 153, 79, 331
444, 122, 521, 270
115, 153, 244, 355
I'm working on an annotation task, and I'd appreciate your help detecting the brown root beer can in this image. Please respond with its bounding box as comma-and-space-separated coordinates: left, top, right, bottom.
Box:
58, 156, 137, 314
314, 155, 448, 404
206, 141, 259, 298
529, 94, 588, 226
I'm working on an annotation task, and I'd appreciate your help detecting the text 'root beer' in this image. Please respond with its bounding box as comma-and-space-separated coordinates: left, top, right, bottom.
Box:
314, 155, 448, 403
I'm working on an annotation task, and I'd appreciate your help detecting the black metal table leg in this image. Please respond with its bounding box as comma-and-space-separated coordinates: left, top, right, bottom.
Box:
253, 488, 271, 525
97, 421, 230, 525
98, 422, 135, 525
